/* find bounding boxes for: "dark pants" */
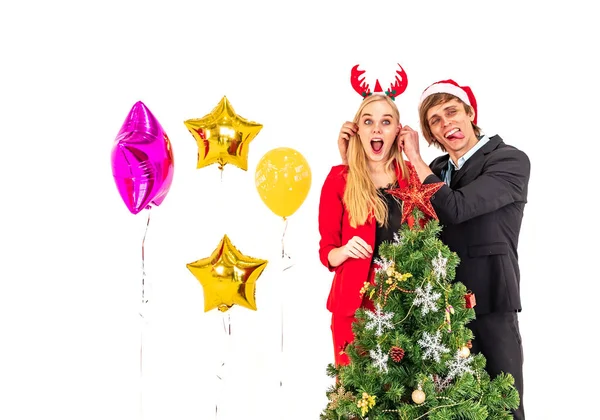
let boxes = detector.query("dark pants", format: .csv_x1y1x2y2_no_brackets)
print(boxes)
468,311,525,420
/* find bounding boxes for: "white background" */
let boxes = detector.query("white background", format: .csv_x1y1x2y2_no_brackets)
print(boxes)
1,1,597,419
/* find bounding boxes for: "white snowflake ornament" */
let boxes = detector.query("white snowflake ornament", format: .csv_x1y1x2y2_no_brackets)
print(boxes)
417,330,450,362
431,251,448,280
446,349,474,379
365,304,394,337
369,344,389,373
393,232,404,245
373,257,394,274
413,283,441,315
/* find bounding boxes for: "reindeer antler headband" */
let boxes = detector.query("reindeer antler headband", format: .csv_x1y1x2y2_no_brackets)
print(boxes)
350,63,408,100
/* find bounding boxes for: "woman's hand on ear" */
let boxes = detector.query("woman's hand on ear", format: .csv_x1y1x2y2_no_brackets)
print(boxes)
338,121,356,165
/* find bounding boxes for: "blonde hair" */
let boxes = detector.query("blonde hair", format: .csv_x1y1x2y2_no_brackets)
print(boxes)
344,94,408,228
419,93,481,152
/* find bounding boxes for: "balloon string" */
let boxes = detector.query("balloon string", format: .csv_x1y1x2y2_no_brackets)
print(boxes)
280,285,284,387
280,217,291,404
218,166,228,219
282,217,294,268
282,217,294,273
280,293,285,400
281,217,287,259
281,217,288,355
139,208,151,420
216,312,232,419
141,209,152,308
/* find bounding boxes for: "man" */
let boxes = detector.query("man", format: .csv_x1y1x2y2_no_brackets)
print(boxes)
337,79,530,419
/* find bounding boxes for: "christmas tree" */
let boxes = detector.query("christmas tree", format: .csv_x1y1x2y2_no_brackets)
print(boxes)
321,210,520,419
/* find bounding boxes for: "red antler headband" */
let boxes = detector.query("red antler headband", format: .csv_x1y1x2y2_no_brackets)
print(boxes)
418,79,478,125
351,63,408,101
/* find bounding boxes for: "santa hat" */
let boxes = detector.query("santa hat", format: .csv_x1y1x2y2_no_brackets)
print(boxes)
418,79,478,125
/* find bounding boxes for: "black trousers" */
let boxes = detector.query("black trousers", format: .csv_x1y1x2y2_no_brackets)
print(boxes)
468,311,525,420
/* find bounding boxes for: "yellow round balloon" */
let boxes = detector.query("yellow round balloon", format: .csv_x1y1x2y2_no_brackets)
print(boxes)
255,147,311,219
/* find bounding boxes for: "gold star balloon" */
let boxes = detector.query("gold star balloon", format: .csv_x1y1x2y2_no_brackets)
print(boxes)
187,234,268,312
184,96,263,171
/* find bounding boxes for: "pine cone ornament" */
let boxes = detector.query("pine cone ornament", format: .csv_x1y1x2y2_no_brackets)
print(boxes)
389,346,405,362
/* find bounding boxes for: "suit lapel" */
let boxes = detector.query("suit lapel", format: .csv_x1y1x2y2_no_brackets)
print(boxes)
431,156,449,178
450,135,503,187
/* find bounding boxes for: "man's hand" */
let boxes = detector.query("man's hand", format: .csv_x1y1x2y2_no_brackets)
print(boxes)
398,125,434,183
398,125,421,162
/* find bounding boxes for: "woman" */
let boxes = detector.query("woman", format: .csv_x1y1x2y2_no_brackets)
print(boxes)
318,94,409,366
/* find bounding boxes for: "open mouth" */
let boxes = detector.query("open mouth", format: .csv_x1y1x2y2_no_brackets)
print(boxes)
445,128,464,140
370,139,384,153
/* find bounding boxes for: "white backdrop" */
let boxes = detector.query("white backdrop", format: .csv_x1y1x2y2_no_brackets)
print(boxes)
1,1,597,419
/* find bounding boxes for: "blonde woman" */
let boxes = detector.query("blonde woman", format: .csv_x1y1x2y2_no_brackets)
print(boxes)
318,94,410,366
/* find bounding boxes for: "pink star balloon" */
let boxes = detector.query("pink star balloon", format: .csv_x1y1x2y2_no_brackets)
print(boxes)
111,101,174,215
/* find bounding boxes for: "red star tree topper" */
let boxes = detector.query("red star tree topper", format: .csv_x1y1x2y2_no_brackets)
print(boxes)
387,164,445,227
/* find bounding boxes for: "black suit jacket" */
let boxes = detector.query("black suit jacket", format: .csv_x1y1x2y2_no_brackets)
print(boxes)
424,135,530,315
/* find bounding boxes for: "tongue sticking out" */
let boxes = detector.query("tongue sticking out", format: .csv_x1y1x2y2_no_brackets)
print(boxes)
446,130,465,140
371,140,383,152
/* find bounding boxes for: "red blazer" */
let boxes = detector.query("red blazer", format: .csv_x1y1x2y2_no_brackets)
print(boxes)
318,161,409,316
